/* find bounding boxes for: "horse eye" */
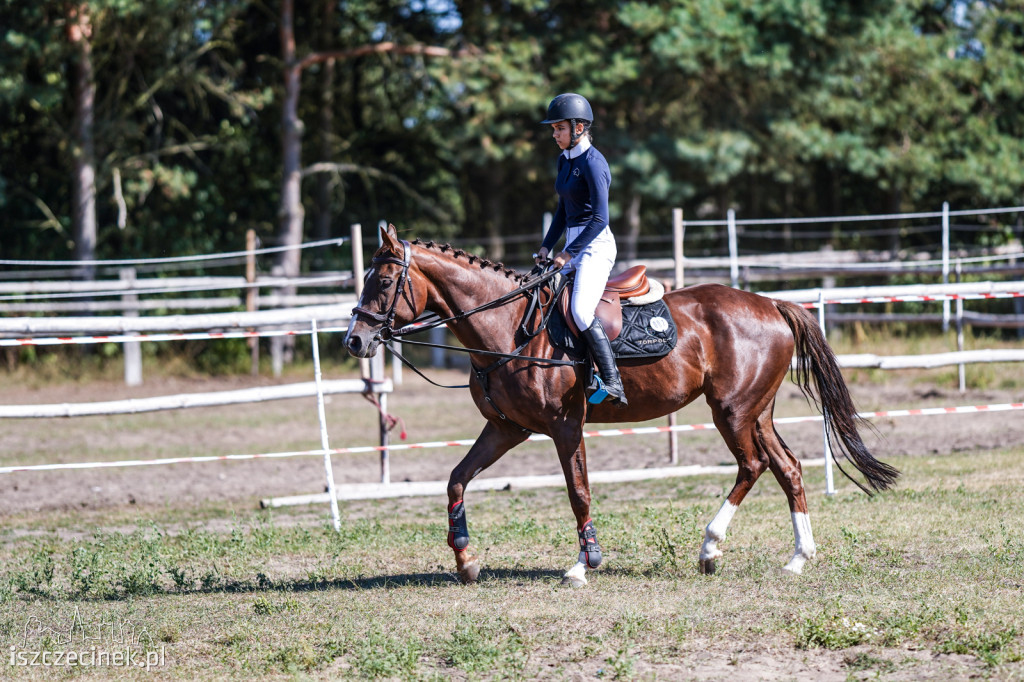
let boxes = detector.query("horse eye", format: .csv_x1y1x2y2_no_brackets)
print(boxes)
380,277,394,290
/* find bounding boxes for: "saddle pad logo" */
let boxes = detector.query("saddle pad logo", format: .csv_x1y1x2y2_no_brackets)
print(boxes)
649,316,669,333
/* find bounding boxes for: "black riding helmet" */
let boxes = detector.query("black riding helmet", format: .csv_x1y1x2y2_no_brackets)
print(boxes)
541,93,593,148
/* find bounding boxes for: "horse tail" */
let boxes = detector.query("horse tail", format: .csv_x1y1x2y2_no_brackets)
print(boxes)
774,299,900,495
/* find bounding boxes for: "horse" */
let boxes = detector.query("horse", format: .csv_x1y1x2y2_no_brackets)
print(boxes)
345,224,899,586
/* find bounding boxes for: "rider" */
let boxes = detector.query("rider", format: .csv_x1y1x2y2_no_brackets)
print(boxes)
534,93,627,407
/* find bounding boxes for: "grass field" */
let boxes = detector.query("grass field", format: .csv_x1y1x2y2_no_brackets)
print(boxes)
2,331,1024,680
2,448,1023,680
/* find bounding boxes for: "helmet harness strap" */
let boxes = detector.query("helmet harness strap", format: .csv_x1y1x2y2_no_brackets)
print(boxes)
568,118,591,149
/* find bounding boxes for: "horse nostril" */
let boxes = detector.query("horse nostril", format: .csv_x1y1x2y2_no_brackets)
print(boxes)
347,336,362,355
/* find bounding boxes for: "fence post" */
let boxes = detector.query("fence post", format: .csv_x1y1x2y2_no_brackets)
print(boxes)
310,319,342,532
121,268,142,386
956,259,965,393
668,208,684,464
818,289,835,496
672,208,685,290
246,229,259,376
270,260,284,378
374,351,390,485
727,209,739,288
942,202,951,331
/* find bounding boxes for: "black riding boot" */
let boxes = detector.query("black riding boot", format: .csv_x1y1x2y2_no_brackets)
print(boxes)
582,319,628,406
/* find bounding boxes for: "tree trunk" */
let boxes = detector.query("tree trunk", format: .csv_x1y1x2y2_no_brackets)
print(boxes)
67,3,97,281
277,0,304,282
312,0,336,245
274,0,303,369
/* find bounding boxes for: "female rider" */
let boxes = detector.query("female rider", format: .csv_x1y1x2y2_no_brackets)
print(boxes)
534,93,626,406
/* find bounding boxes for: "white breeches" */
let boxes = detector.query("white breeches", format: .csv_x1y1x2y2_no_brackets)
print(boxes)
564,226,616,330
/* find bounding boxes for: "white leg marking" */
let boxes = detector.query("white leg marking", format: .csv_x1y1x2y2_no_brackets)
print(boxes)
700,500,738,561
783,512,817,575
563,561,587,588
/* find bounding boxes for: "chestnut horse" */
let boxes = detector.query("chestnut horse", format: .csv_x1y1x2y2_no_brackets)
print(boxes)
345,224,899,586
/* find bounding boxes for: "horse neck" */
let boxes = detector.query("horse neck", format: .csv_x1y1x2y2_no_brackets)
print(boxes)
416,248,527,352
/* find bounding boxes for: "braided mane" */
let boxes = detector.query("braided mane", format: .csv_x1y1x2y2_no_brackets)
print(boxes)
411,239,528,283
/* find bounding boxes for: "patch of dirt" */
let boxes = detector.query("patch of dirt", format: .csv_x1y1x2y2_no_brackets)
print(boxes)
1,370,1022,516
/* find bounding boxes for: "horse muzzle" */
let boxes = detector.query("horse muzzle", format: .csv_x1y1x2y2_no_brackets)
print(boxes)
343,325,381,358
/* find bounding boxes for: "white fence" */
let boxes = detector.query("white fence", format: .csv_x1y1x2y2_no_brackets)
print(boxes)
2,210,1024,513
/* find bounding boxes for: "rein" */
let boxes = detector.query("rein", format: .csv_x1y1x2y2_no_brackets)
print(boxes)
357,241,581,403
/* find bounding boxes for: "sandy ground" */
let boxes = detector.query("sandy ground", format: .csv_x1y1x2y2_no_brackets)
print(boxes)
2,368,1022,516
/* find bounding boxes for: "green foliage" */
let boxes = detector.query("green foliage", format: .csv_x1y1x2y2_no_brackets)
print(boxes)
3,0,1023,269
266,640,344,674
350,628,423,679
795,600,880,650
604,643,638,680
441,618,528,675
936,626,1022,667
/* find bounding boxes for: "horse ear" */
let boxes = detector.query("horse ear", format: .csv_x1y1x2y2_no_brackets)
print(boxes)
380,223,402,252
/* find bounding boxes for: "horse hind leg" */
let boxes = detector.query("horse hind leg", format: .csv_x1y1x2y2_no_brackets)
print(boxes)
757,411,816,574
700,420,769,575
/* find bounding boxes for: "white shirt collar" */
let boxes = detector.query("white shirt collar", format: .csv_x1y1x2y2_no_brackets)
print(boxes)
563,135,591,160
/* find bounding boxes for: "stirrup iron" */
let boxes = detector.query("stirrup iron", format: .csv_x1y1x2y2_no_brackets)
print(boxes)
587,374,610,405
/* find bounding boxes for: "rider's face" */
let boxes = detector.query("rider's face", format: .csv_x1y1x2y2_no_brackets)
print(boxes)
551,120,583,151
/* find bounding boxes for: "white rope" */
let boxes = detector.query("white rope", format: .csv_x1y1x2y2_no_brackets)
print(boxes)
745,250,1024,271
0,273,351,303
682,204,1024,227
0,237,348,268
0,326,349,348
3,400,1021,475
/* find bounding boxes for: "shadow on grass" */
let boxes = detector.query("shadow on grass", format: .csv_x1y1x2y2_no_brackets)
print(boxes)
15,567,572,602
270,567,569,592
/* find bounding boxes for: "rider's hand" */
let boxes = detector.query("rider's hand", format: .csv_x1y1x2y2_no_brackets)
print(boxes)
533,247,549,265
551,251,571,269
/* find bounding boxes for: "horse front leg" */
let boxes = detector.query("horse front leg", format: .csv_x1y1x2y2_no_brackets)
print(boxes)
554,432,601,588
446,421,528,584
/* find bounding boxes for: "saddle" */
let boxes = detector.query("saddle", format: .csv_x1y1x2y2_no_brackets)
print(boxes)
547,266,676,360
557,265,651,341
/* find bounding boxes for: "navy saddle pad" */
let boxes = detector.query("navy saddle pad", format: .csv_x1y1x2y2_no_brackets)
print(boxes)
548,299,677,360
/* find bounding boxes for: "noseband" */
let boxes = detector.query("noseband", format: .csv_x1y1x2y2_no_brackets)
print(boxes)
351,239,412,341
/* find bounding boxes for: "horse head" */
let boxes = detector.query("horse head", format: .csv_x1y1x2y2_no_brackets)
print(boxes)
345,223,424,358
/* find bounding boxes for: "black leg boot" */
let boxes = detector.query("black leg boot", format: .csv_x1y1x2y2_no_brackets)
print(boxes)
581,319,628,406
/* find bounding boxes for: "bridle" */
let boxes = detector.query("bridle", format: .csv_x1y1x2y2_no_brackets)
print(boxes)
351,239,413,342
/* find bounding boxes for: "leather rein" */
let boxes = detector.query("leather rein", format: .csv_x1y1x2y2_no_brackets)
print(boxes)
351,240,580,395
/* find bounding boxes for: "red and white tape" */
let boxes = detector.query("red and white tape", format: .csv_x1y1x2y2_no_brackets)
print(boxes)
2,401,1021,475
804,290,1024,308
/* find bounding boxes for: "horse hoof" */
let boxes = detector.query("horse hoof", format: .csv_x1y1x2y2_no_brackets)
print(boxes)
560,574,587,588
458,559,480,584
699,558,716,575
